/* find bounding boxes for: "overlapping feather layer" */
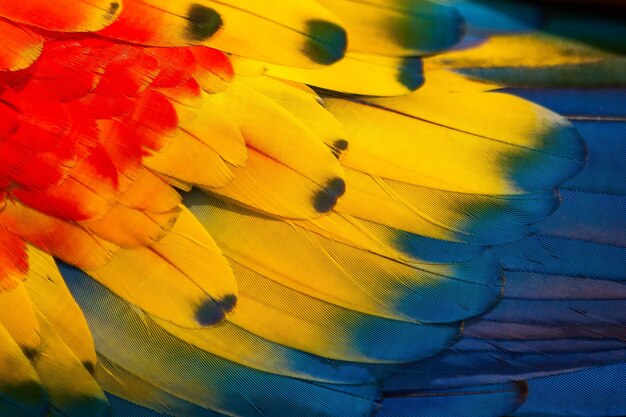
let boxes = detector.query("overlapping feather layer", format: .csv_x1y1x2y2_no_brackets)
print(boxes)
0,1,623,417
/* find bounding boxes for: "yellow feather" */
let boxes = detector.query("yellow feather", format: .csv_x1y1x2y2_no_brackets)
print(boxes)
187,192,495,322
95,355,207,417
240,76,349,152
337,169,461,242
267,52,422,96
84,205,177,248
204,0,347,67
316,0,463,56
30,311,108,417
325,90,581,195
206,82,346,218
429,33,614,70
24,246,97,369
175,91,248,167
227,260,450,363
0,322,46,415
145,129,235,188
0,283,40,355
87,208,237,328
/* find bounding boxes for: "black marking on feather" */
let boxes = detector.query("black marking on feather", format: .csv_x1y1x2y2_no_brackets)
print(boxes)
83,361,96,375
108,2,120,15
304,20,347,65
195,299,225,326
331,139,349,159
187,4,222,41
327,177,346,198
313,177,346,213
195,295,236,326
217,294,237,312
22,346,39,361
516,380,529,405
398,58,425,91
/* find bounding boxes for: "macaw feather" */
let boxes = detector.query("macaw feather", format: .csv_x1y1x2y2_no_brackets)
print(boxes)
185,190,502,323
0,1,624,417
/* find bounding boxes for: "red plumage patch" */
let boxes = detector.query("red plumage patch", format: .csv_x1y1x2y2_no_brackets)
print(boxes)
148,48,197,89
0,0,122,32
0,31,234,280
191,47,234,92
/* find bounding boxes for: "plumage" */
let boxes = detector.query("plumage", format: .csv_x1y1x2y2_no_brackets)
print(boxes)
0,20,43,71
379,382,528,417
0,1,624,417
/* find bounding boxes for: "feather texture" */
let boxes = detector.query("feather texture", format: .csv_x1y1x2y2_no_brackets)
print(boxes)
0,1,624,417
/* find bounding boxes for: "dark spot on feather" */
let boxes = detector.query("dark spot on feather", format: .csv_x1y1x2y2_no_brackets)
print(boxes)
398,58,424,91
194,295,237,325
313,177,346,213
217,294,237,312
22,346,39,360
327,177,346,197
187,4,222,41
108,2,120,15
331,139,349,159
313,193,336,213
334,139,349,151
516,381,529,404
83,361,96,375
195,299,226,326
304,20,347,65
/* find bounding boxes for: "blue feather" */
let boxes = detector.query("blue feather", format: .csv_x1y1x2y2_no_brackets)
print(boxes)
513,363,626,417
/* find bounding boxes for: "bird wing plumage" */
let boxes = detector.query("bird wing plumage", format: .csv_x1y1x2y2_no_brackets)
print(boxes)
0,1,623,417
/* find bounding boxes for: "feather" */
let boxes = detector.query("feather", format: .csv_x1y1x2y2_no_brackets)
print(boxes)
0,321,47,417
440,0,544,34
188,190,466,363
29,311,108,417
144,129,235,188
513,363,626,417
264,0,465,95
0,226,29,291
201,0,348,67
0,0,121,32
224,260,460,364
0,200,120,271
237,75,349,151
101,0,347,68
326,90,584,194
316,0,465,56
379,382,528,417
383,72,626,399
186,190,502,323
309,87,585,254
61,263,381,417
23,246,97,373
0,20,42,71
99,358,227,417
0,283,40,356
97,0,223,46
0,1,624,416
428,5,626,87
171,90,247,167
204,82,346,218
266,53,425,96
87,208,237,328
